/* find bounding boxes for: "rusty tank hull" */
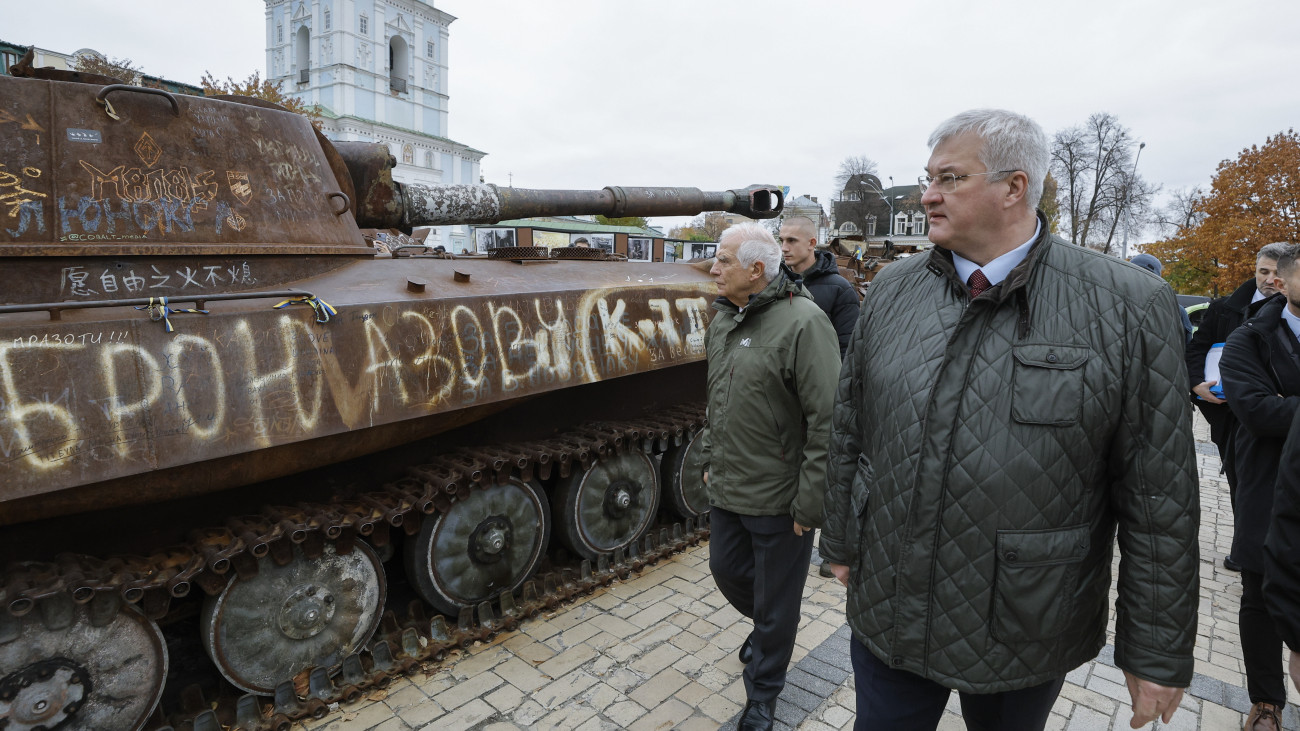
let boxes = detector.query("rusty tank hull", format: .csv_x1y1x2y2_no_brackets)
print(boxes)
0,68,775,731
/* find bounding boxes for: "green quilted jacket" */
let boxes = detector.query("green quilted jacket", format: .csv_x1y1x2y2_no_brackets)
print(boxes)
819,217,1199,692
700,270,841,527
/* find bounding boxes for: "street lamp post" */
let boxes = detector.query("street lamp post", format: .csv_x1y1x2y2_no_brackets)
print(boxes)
1118,142,1146,260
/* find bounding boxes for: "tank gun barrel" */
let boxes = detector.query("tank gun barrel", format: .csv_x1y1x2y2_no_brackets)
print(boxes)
401,183,783,227
333,141,784,230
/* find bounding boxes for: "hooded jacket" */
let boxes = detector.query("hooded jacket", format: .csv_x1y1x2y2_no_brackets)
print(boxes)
1220,294,1300,573
819,214,1199,692
797,250,860,358
699,268,840,527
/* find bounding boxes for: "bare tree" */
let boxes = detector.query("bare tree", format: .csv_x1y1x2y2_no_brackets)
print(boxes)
834,155,880,192
1152,187,1206,237
1050,113,1155,253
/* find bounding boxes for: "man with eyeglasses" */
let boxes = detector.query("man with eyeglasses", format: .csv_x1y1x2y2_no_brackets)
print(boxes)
818,109,1198,730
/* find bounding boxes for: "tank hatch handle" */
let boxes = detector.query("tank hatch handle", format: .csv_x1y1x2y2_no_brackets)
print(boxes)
96,84,181,121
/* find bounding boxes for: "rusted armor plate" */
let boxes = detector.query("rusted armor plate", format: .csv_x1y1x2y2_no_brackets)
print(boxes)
0,259,716,509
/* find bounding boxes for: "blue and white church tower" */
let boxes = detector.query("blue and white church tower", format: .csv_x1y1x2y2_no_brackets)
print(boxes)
265,0,485,250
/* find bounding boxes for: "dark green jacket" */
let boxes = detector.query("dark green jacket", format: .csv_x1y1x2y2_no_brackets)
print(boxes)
819,217,1199,692
701,269,840,527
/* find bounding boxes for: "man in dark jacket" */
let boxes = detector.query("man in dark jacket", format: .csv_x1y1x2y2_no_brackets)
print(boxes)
701,221,840,731
1264,407,1300,696
779,215,860,358
819,109,1198,731
1220,242,1300,730
1186,242,1290,571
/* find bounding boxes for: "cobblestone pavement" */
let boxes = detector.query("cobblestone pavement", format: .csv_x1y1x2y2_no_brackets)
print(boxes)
295,417,1297,730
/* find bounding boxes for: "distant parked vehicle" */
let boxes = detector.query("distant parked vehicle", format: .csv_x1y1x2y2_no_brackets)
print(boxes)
1178,295,1212,331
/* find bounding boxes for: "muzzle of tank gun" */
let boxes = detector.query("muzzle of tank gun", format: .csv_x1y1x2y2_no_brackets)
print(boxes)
335,141,784,231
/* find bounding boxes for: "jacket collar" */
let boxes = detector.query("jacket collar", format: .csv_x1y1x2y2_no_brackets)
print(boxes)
924,211,1052,338
712,263,810,320
1225,279,1259,313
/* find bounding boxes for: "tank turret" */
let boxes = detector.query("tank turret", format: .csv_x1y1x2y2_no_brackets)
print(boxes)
0,69,774,731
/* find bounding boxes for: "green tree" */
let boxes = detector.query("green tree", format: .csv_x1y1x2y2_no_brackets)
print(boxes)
594,215,650,229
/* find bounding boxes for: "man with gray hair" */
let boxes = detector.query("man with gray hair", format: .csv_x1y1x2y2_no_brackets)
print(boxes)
819,109,1199,730
701,221,840,731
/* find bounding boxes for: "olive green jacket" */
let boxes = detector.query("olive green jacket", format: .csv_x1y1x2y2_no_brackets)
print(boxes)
819,217,1199,692
700,270,841,527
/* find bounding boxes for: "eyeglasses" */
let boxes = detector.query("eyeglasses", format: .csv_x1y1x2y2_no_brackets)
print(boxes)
919,170,1018,194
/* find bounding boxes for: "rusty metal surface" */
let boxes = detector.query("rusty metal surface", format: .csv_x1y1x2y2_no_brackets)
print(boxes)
0,257,717,509
398,183,784,227
0,75,368,256
0,256,358,307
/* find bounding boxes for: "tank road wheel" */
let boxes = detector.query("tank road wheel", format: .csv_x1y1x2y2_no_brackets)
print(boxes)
200,541,385,695
553,452,660,561
405,477,551,616
0,599,167,731
660,429,710,519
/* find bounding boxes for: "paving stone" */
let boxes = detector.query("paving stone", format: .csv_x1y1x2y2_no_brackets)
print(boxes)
509,699,547,727
533,669,599,709
430,670,502,711
629,667,690,708
483,682,525,713
493,656,549,693
1062,705,1111,731
1084,674,1128,702
627,698,695,731
535,643,598,678
820,704,855,728
417,698,494,729
798,655,851,685
394,698,445,728
773,698,804,726
696,692,743,723
779,682,823,713
629,643,684,675
533,703,596,731
786,667,839,699
604,699,649,727
1187,672,1225,706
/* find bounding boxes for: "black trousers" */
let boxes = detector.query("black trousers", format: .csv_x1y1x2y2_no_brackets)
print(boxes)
1241,569,1287,705
708,506,815,702
851,637,1065,731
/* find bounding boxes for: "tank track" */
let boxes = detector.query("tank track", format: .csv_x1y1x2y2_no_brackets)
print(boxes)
0,403,709,731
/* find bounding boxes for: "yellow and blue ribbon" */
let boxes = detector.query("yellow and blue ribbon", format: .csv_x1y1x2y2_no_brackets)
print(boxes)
273,294,339,324
135,296,208,333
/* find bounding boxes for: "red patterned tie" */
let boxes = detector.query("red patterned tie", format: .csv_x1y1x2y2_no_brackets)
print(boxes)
968,269,992,298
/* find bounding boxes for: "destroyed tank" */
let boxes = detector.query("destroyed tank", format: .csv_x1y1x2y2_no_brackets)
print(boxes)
0,65,783,730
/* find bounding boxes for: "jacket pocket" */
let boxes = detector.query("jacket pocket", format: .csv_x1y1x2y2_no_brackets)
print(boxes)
991,524,1089,643
849,454,872,572
1011,344,1089,426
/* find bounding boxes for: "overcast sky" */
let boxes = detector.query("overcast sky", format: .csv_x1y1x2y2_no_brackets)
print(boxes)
8,0,1299,237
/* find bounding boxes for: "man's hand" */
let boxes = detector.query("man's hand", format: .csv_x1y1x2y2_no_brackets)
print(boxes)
1192,380,1226,404
826,562,850,587
1290,649,1300,694
1123,672,1184,728
702,470,708,484
794,522,809,537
